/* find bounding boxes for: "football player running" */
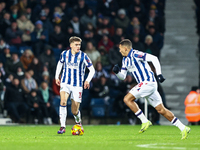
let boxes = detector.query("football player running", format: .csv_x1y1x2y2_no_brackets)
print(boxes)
113,39,190,139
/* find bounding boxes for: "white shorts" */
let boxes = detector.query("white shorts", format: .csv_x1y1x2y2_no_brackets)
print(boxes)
60,83,83,103
129,82,162,107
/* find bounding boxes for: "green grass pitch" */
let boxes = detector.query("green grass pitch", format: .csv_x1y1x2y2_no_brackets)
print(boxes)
0,125,200,150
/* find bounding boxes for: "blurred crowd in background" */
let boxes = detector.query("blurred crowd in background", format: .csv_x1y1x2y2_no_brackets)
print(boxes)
0,0,167,125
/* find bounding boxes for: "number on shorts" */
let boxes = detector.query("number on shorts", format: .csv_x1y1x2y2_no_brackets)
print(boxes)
138,82,143,87
79,92,82,98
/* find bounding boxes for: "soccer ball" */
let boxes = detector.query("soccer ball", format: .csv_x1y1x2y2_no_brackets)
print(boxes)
71,124,84,136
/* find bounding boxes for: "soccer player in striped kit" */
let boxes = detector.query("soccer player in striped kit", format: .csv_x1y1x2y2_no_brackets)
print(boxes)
113,39,190,139
55,36,95,134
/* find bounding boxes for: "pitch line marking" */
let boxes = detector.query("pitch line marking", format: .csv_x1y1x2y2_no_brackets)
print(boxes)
136,143,186,150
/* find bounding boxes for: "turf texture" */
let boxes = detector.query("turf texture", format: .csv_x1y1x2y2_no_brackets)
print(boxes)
0,125,200,150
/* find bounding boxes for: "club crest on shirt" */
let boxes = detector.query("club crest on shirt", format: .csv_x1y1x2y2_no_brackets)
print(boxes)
127,66,136,72
134,53,144,58
86,59,90,63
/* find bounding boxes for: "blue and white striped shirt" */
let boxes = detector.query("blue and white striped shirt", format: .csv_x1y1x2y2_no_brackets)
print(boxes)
121,49,156,83
59,49,93,87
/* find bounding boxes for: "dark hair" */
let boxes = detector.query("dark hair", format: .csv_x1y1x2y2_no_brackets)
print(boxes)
119,39,132,49
191,86,199,91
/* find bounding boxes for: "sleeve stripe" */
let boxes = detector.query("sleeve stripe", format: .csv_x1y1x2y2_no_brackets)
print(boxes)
122,68,127,70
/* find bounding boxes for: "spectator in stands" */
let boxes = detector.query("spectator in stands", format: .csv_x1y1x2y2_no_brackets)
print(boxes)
82,30,97,50
39,81,59,124
16,67,25,81
28,57,42,83
128,3,146,25
126,16,145,40
144,35,160,59
68,14,84,36
10,5,20,20
97,0,119,18
4,74,14,87
53,6,66,21
38,45,56,79
0,45,11,65
5,21,23,46
0,3,5,19
93,62,109,83
38,10,54,37
52,12,67,34
90,75,110,104
20,49,34,70
109,44,123,67
4,78,29,123
73,0,88,18
0,38,6,53
41,70,50,86
49,25,65,50
114,8,130,32
59,0,72,20
96,16,115,37
33,0,48,19
184,86,200,125
26,89,42,124
98,34,114,53
85,22,96,34
24,7,34,23
147,25,164,51
150,0,166,17
112,27,125,45
5,53,24,76
21,71,38,94
85,41,101,67
16,0,28,14
98,46,111,70
132,35,145,51
145,20,155,33
31,20,49,56
80,8,97,29
0,12,11,38
0,61,6,80
146,9,165,35
17,14,35,46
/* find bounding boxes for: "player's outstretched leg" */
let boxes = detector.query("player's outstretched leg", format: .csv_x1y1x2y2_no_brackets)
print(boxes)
181,126,191,140
139,120,152,133
155,104,191,139
135,109,152,133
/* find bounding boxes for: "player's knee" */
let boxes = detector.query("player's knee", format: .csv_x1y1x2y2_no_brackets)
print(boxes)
123,97,130,104
157,108,166,115
60,100,67,106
